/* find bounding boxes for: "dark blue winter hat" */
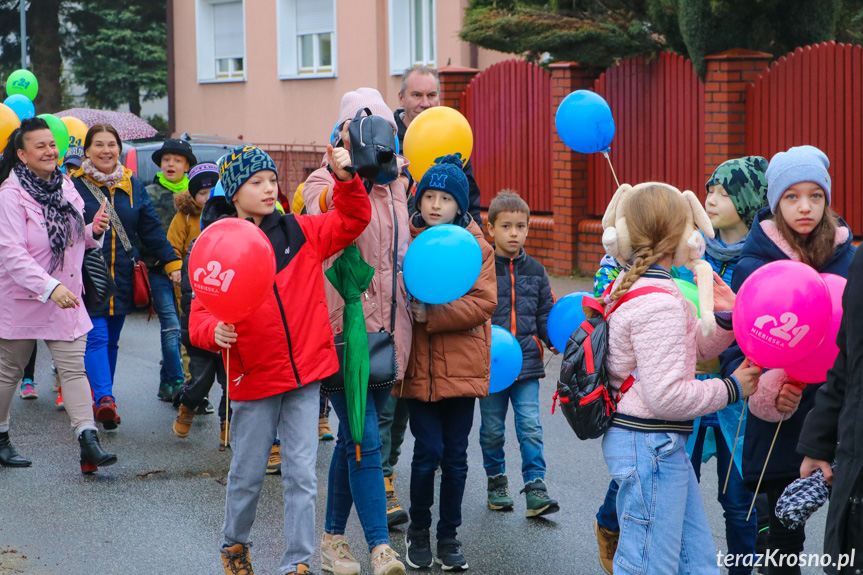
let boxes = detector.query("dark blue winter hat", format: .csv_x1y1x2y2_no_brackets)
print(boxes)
415,154,469,216
218,146,278,202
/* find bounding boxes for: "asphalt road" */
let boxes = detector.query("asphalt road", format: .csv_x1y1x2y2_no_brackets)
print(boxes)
1,277,827,575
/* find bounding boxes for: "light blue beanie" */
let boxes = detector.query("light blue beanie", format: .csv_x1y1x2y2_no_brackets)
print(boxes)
765,145,831,213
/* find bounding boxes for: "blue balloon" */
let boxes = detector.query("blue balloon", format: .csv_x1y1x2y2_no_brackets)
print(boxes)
489,326,523,393
4,93,35,121
555,90,615,154
547,291,592,352
403,224,482,304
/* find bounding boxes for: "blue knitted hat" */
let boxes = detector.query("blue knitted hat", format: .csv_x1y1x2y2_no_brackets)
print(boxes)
218,145,278,202
416,154,469,215
765,145,831,213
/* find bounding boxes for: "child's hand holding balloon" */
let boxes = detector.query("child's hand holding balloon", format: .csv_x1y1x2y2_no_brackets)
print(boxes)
215,322,237,349
776,381,804,414
411,300,427,324
733,358,761,398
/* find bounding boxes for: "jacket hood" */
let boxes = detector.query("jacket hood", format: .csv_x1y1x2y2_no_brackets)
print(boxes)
742,206,853,269
174,190,203,217
201,196,236,229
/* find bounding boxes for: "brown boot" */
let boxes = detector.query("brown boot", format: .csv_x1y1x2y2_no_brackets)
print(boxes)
594,519,618,574
220,420,231,448
221,543,254,575
319,416,334,440
173,404,196,438
385,474,408,527
266,443,281,475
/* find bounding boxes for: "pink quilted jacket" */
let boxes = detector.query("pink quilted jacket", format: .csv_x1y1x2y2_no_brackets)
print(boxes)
605,275,738,421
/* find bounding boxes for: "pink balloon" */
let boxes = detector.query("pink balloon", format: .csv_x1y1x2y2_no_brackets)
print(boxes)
733,261,832,369
784,274,846,384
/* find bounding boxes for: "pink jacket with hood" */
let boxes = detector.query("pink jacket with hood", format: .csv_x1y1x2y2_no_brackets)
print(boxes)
0,170,102,341
302,88,413,381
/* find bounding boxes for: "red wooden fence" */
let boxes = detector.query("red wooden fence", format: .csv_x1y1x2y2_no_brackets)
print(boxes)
746,41,863,234
588,53,706,215
460,60,553,212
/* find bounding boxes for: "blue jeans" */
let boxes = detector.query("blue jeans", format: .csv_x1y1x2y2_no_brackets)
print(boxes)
407,397,475,541
596,479,620,532
149,272,183,384
602,428,719,575
325,387,391,552
691,424,756,575
478,378,546,483
84,315,126,402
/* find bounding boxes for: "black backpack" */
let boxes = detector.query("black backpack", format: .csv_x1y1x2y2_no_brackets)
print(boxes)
554,286,669,440
348,107,398,185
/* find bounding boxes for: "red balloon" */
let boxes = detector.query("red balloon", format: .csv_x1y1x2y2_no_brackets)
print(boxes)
189,218,276,324
785,274,847,384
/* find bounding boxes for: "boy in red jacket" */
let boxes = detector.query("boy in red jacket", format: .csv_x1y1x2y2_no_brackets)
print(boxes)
190,144,370,575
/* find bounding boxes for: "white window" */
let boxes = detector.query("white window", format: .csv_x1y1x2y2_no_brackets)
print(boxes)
196,0,246,83
277,0,337,79
389,0,436,76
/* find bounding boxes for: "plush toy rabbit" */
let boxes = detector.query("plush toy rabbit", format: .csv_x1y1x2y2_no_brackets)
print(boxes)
600,182,718,337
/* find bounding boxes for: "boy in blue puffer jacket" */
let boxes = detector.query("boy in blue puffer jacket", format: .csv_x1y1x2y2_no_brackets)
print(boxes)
479,191,559,518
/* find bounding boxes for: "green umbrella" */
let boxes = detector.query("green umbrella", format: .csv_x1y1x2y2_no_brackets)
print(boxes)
325,245,375,463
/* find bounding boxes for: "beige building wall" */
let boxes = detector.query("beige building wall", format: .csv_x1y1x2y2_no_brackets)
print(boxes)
173,0,512,146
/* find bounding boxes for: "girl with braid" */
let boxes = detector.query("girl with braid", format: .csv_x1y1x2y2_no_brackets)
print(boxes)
597,182,761,574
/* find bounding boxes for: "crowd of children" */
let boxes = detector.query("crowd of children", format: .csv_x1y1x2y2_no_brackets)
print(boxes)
5,95,862,575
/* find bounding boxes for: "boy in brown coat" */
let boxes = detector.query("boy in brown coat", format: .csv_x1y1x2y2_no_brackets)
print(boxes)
396,155,496,572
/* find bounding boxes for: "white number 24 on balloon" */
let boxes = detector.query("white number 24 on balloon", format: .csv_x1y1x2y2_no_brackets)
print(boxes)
194,261,235,293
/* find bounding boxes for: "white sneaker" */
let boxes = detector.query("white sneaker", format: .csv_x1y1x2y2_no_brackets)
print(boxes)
321,535,360,575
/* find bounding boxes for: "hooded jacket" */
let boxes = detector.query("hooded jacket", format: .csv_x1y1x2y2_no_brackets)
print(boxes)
166,190,203,263
189,174,371,401
722,206,855,486
395,214,496,402
302,158,413,384
72,168,181,317
797,247,863,572
491,250,554,382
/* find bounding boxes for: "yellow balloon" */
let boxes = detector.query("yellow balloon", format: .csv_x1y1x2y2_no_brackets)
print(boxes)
0,103,22,148
403,106,473,181
61,116,89,150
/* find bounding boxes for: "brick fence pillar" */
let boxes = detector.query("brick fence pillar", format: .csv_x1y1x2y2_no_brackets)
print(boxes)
549,62,598,276
703,49,772,182
437,65,479,112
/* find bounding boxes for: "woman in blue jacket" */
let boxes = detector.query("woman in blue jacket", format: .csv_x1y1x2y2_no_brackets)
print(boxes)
723,146,855,575
71,124,180,429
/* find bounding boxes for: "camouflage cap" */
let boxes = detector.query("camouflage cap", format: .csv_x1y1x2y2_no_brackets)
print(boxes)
705,156,769,228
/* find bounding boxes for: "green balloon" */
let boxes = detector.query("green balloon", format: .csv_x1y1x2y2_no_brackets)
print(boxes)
37,114,70,158
6,69,38,101
674,278,701,318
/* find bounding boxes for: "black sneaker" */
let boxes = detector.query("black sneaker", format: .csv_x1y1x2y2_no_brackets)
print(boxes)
197,397,215,415
436,538,468,571
157,381,174,402
405,528,433,569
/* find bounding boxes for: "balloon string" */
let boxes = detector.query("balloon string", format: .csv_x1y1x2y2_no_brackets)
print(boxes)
224,347,230,448
603,151,620,189
746,418,783,521
723,398,747,494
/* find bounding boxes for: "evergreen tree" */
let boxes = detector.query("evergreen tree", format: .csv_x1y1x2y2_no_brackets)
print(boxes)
65,0,166,116
462,0,858,77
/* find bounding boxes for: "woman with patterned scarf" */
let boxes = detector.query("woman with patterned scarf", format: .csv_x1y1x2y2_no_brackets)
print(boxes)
0,117,117,474
70,124,180,430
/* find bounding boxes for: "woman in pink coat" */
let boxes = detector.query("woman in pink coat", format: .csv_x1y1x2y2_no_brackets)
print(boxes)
0,117,117,474
303,88,410,575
